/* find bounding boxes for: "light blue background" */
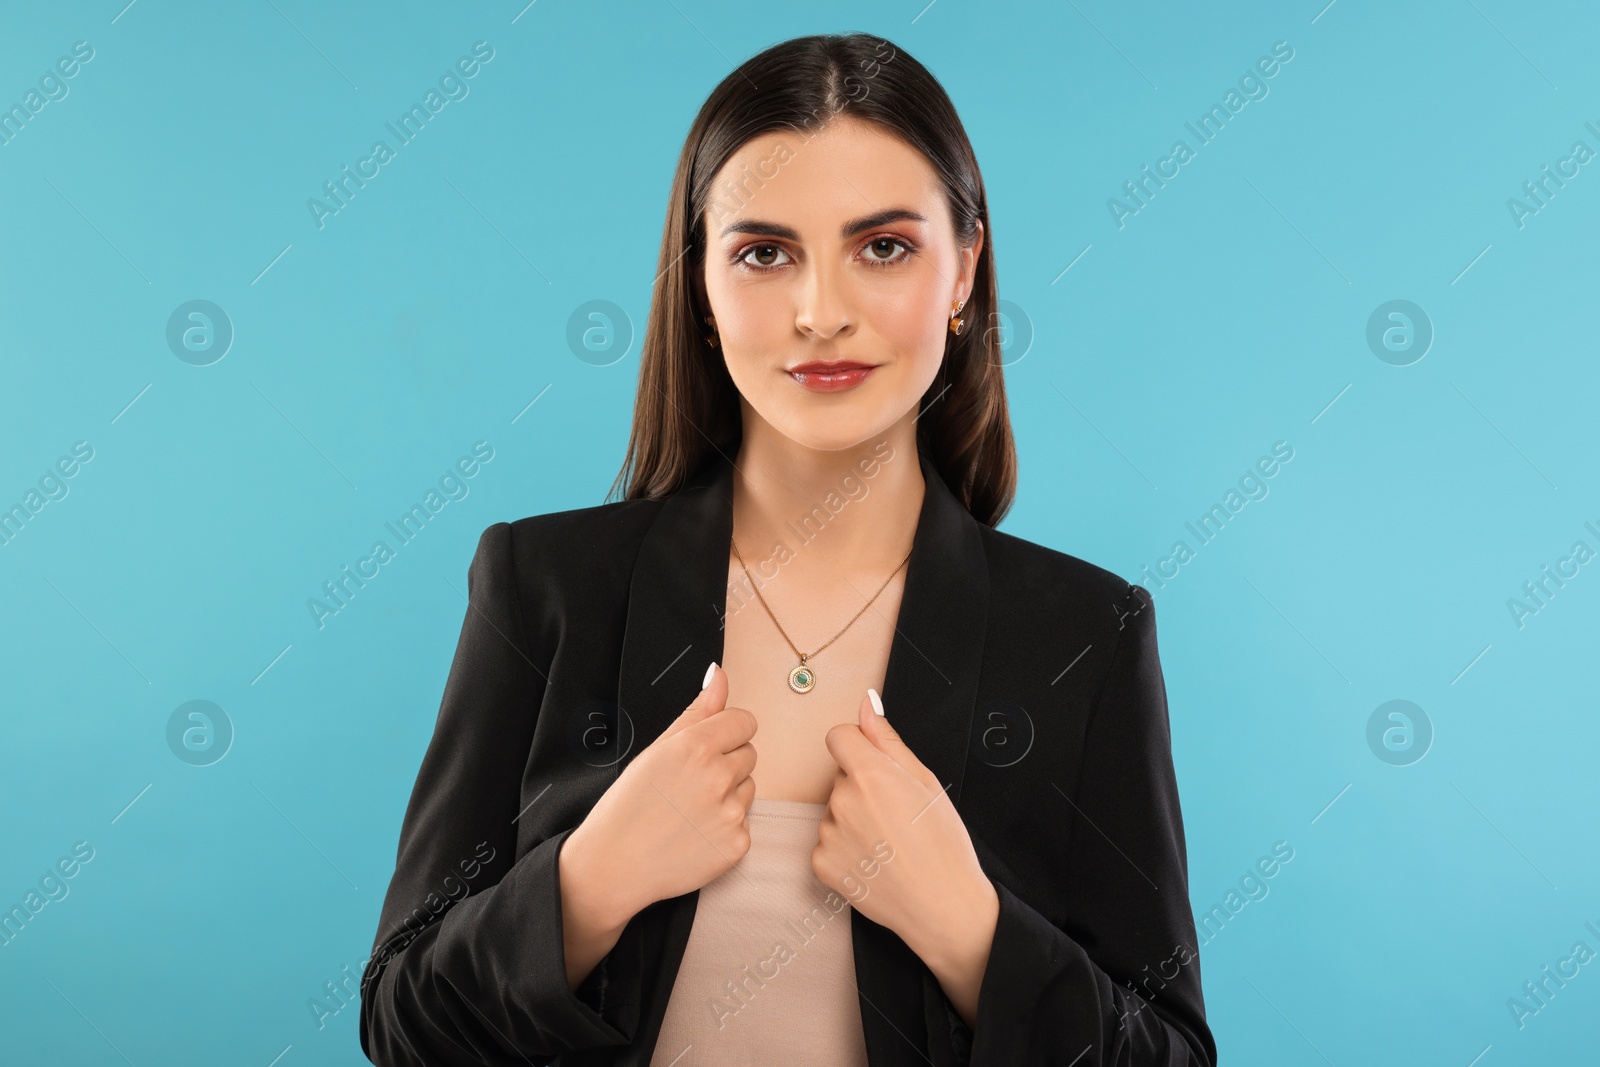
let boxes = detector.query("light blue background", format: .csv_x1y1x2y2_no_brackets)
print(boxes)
2,1,1596,1064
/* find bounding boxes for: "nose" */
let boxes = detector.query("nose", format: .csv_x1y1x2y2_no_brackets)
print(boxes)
793,255,854,341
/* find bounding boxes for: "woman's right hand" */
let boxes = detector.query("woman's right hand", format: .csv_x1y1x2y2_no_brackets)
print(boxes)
561,662,757,928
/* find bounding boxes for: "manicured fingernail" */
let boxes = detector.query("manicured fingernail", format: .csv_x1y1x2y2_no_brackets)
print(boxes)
703,661,718,690
868,688,884,717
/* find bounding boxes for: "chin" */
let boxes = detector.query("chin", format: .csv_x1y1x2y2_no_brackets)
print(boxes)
769,407,900,454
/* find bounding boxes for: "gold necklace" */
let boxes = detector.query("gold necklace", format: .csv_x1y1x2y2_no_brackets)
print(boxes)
730,535,913,694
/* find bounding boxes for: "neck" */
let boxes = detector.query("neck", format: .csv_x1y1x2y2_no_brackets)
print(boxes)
728,416,925,579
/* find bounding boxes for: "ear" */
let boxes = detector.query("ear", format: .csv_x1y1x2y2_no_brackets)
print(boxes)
957,218,985,308
691,256,710,319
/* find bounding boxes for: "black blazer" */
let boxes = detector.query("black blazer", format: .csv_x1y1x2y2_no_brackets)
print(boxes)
360,448,1217,1066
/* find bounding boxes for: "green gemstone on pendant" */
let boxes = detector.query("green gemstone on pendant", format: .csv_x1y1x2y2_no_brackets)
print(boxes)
788,663,815,694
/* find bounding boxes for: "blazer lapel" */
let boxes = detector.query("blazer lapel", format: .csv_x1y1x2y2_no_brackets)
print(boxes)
614,445,990,1061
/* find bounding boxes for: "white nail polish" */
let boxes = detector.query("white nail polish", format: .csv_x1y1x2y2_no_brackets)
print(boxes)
703,661,717,690
868,688,884,717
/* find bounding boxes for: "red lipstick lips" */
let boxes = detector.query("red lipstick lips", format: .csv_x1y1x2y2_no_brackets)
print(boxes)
786,360,879,393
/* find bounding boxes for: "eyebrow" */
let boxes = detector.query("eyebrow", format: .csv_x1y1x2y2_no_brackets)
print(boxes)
717,207,928,241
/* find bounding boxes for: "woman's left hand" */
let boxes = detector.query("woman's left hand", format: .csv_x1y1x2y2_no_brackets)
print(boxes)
811,688,998,968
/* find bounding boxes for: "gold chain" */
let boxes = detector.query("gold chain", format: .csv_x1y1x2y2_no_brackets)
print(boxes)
730,535,912,665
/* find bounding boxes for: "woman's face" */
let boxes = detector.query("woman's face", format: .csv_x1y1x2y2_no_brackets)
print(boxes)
698,115,983,454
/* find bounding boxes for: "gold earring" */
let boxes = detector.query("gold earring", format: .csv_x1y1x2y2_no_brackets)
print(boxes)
948,299,966,337
704,315,719,349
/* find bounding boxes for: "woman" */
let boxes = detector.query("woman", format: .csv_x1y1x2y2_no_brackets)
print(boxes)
360,32,1215,1067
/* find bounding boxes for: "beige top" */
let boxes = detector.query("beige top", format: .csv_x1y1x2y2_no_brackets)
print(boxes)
648,798,870,1067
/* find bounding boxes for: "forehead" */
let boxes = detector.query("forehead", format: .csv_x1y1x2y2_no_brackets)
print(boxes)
707,116,946,235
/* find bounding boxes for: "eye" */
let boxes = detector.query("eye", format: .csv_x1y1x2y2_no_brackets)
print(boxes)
860,235,917,268
735,243,792,272
730,235,919,274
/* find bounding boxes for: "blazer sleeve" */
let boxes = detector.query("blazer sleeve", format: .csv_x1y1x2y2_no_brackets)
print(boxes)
962,583,1217,1066
359,520,641,1065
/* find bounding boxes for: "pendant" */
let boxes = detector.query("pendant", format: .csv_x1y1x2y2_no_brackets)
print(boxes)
788,660,815,694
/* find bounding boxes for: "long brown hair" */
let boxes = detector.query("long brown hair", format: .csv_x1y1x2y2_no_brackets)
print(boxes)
607,32,1015,527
